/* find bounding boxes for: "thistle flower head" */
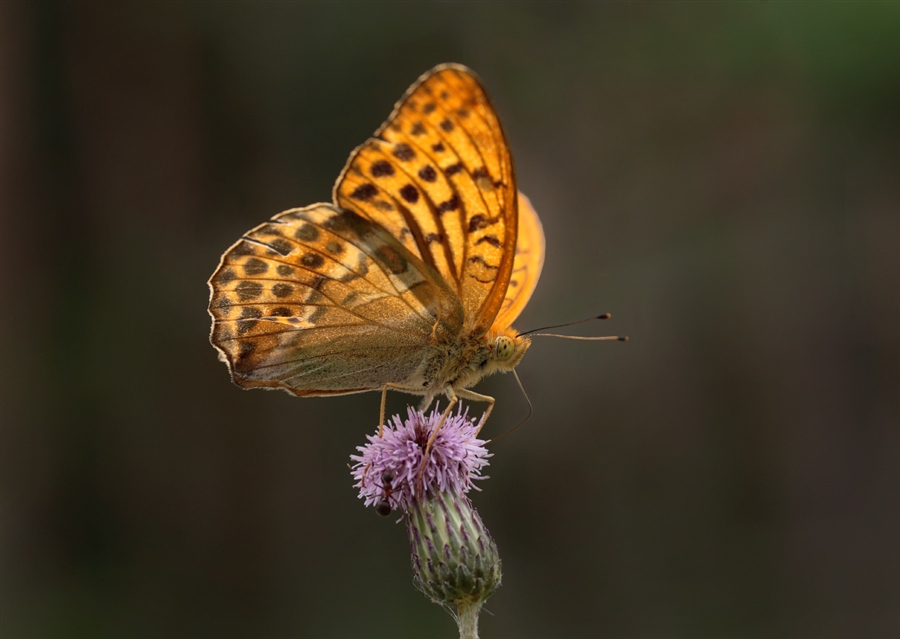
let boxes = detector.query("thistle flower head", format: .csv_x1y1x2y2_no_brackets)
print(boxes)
350,405,502,631
350,406,490,515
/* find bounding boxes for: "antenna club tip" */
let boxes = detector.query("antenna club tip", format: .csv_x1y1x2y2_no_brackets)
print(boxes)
618,336,629,342
598,313,611,320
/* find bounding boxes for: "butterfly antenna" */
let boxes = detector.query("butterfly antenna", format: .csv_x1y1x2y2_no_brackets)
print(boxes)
530,334,628,341
488,369,532,444
522,312,628,341
521,312,611,335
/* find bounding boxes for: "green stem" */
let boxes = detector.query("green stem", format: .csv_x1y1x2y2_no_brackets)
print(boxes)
456,601,482,639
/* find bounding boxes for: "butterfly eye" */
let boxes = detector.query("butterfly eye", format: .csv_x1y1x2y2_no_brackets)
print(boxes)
495,336,515,361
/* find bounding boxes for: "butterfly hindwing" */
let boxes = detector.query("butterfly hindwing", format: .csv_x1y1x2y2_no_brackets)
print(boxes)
335,64,518,336
209,203,463,395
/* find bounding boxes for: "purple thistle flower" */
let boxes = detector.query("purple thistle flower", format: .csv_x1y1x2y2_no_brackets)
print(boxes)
350,405,502,636
350,405,491,515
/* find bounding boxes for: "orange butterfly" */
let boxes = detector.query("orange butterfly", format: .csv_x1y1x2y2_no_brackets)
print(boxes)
208,64,544,435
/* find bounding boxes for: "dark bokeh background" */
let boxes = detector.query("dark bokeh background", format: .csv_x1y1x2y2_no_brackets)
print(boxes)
3,3,898,638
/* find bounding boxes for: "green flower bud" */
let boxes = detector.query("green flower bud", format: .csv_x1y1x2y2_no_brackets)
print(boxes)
406,489,501,611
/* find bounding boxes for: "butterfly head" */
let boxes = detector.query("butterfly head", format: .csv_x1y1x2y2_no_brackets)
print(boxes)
485,329,531,375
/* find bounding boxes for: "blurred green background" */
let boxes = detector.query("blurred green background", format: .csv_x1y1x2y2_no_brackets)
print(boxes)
2,2,898,638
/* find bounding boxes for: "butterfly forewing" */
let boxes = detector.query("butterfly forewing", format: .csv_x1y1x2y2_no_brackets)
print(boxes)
335,64,518,336
209,203,463,395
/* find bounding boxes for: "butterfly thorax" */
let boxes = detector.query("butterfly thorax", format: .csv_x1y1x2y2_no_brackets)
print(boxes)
424,327,531,397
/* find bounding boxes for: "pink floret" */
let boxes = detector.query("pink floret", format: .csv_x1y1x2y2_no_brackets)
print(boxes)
350,406,491,513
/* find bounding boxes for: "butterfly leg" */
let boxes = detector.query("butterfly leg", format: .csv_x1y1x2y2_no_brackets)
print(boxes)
365,382,418,488
416,387,460,493
379,383,419,437
454,388,496,436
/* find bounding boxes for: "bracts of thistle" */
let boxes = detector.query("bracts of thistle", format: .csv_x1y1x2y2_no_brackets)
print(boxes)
351,406,501,639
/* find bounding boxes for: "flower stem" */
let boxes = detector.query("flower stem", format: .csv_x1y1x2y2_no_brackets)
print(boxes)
456,601,482,639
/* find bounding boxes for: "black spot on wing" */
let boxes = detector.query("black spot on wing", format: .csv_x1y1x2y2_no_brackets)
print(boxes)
418,165,437,182
436,194,460,214
267,238,293,256
272,283,294,298
393,144,415,162
468,255,500,271
351,183,378,201
236,281,263,301
238,306,262,334
214,269,237,284
475,235,501,248
301,253,325,269
294,223,319,242
238,341,256,359
399,184,419,204
260,223,284,237
374,245,408,274
467,215,499,233
230,242,256,257
243,258,268,276
370,160,394,177
323,211,363,237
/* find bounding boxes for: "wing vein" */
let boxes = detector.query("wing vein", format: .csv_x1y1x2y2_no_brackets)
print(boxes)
223,246,431,327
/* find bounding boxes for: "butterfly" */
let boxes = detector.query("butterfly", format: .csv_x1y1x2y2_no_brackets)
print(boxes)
208,63,545,436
